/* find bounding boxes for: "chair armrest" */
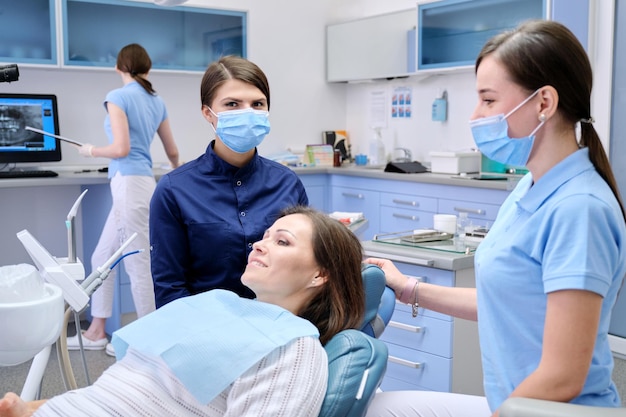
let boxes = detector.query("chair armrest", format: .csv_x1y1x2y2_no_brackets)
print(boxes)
500,398,626,417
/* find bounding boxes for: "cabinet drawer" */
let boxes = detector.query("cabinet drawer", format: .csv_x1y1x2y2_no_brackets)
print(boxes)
331,187,380,240
380,192,438,212
385,343,452,392
380,375,428,392
395,264,455,289
380,206,432,232
438,198,501,223
332,187,378,208
382,312,453,357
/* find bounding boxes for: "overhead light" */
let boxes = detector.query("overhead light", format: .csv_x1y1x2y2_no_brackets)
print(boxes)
154,0,188,6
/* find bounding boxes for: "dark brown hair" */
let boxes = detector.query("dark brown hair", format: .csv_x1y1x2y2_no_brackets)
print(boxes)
278,206,365,345
200,55,270,110
476,19,625,221
116,43,155,95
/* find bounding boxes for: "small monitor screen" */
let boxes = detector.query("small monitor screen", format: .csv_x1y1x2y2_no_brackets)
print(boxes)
0,93,61,164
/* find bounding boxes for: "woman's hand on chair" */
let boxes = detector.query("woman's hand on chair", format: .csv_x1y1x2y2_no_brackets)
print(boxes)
363,257,407,296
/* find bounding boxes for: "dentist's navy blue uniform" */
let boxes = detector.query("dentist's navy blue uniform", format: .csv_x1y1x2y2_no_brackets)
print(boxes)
150,141,308,308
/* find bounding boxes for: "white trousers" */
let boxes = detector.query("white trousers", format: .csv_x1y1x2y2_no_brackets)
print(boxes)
90,173,156,319
365,391,491,417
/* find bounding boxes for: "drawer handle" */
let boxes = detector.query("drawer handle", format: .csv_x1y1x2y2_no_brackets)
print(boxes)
389,355,422,369
389,321,423,333
392,199,418,207
404,275,426,283
454,207,485,215
392,213,418,221
342,192,364,199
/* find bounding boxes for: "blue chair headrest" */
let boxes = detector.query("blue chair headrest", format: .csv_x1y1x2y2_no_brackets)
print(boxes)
320,329,388,417
318,264,395,417
360,264,395,338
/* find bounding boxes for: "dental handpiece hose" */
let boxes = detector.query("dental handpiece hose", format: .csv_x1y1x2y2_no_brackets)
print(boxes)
81,232,138,295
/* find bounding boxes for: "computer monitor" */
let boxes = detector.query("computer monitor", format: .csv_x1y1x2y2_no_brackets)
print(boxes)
0,93,61,164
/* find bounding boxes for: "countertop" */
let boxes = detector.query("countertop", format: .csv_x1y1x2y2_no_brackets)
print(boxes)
0,164,519,191
291,165,520,191
361,239,475,271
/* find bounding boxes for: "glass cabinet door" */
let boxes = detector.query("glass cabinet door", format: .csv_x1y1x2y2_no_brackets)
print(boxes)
62,0,247,71
418,0,544,71
0,0,57,65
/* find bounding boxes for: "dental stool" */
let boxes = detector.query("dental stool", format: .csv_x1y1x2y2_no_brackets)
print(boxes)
319,264,395,417
500,398,626,417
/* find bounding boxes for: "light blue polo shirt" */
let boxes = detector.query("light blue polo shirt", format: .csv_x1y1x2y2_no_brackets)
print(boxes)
103,81,168,178
475,148,626,411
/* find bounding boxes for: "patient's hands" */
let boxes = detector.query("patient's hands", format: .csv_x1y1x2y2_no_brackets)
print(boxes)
0,393,44,417
363,257,407,297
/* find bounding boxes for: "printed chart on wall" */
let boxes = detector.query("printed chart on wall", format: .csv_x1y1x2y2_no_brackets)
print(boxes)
391,86,412,119
369,89,388,129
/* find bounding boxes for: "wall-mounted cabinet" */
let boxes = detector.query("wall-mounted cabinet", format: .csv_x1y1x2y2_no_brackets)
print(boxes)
0,0,247,72
326,0,589,82
417,0,544,71
62,0,246,71
417,0,589,72
0,0,57,66
326,9,416,83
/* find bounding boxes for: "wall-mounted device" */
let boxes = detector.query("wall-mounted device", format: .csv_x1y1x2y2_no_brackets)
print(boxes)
432,90,448,122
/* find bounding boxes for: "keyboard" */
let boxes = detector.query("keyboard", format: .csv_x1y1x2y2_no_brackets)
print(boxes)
0,170,59,179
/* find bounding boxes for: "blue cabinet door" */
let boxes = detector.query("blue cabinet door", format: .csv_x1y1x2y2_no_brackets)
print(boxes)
62,0,247,71
0,0,57,65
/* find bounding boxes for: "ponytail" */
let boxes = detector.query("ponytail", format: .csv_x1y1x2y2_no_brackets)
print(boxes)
133,74,156,95
580,122,626,222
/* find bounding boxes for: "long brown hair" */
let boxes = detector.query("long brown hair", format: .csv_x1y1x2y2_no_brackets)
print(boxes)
200,55,270,110
116,43,155,95
476,19,625,221
278,206,365,345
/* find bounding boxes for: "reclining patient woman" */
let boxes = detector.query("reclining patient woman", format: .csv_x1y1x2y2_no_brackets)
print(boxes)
0,206,365,417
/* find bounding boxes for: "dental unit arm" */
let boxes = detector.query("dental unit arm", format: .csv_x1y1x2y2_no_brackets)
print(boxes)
17,188,137,313
17,229,138,313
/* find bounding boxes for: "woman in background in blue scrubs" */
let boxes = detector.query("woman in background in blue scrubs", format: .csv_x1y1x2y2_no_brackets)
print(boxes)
67,44,181,355
150,56,308,308
365,20,626,416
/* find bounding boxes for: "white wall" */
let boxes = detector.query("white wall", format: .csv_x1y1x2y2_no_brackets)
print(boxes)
2,0,615,170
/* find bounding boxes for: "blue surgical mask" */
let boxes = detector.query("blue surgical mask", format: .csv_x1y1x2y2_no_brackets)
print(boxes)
208,107,270,153
469,89,544,167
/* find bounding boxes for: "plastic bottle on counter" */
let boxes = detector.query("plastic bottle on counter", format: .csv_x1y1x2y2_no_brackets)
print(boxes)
456,212,470,242
369,127,386,166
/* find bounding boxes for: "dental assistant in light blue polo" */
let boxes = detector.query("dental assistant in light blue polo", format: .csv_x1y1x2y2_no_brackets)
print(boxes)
476,146,626,410
68,43,181,354
365,20,626,417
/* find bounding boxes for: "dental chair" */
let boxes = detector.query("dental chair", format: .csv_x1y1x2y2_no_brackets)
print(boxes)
499,398,626,416
319,263,395,417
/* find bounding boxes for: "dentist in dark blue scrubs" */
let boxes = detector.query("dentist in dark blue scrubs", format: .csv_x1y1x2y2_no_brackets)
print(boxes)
150,56,308,308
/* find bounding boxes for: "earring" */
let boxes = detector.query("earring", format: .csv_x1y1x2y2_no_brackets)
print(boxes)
539,113,546,122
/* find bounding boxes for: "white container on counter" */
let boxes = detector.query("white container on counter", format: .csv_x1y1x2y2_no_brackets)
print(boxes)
429,151,481,174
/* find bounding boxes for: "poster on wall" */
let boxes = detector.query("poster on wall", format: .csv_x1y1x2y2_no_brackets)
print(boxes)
391,86,412,119
369,89,388,128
